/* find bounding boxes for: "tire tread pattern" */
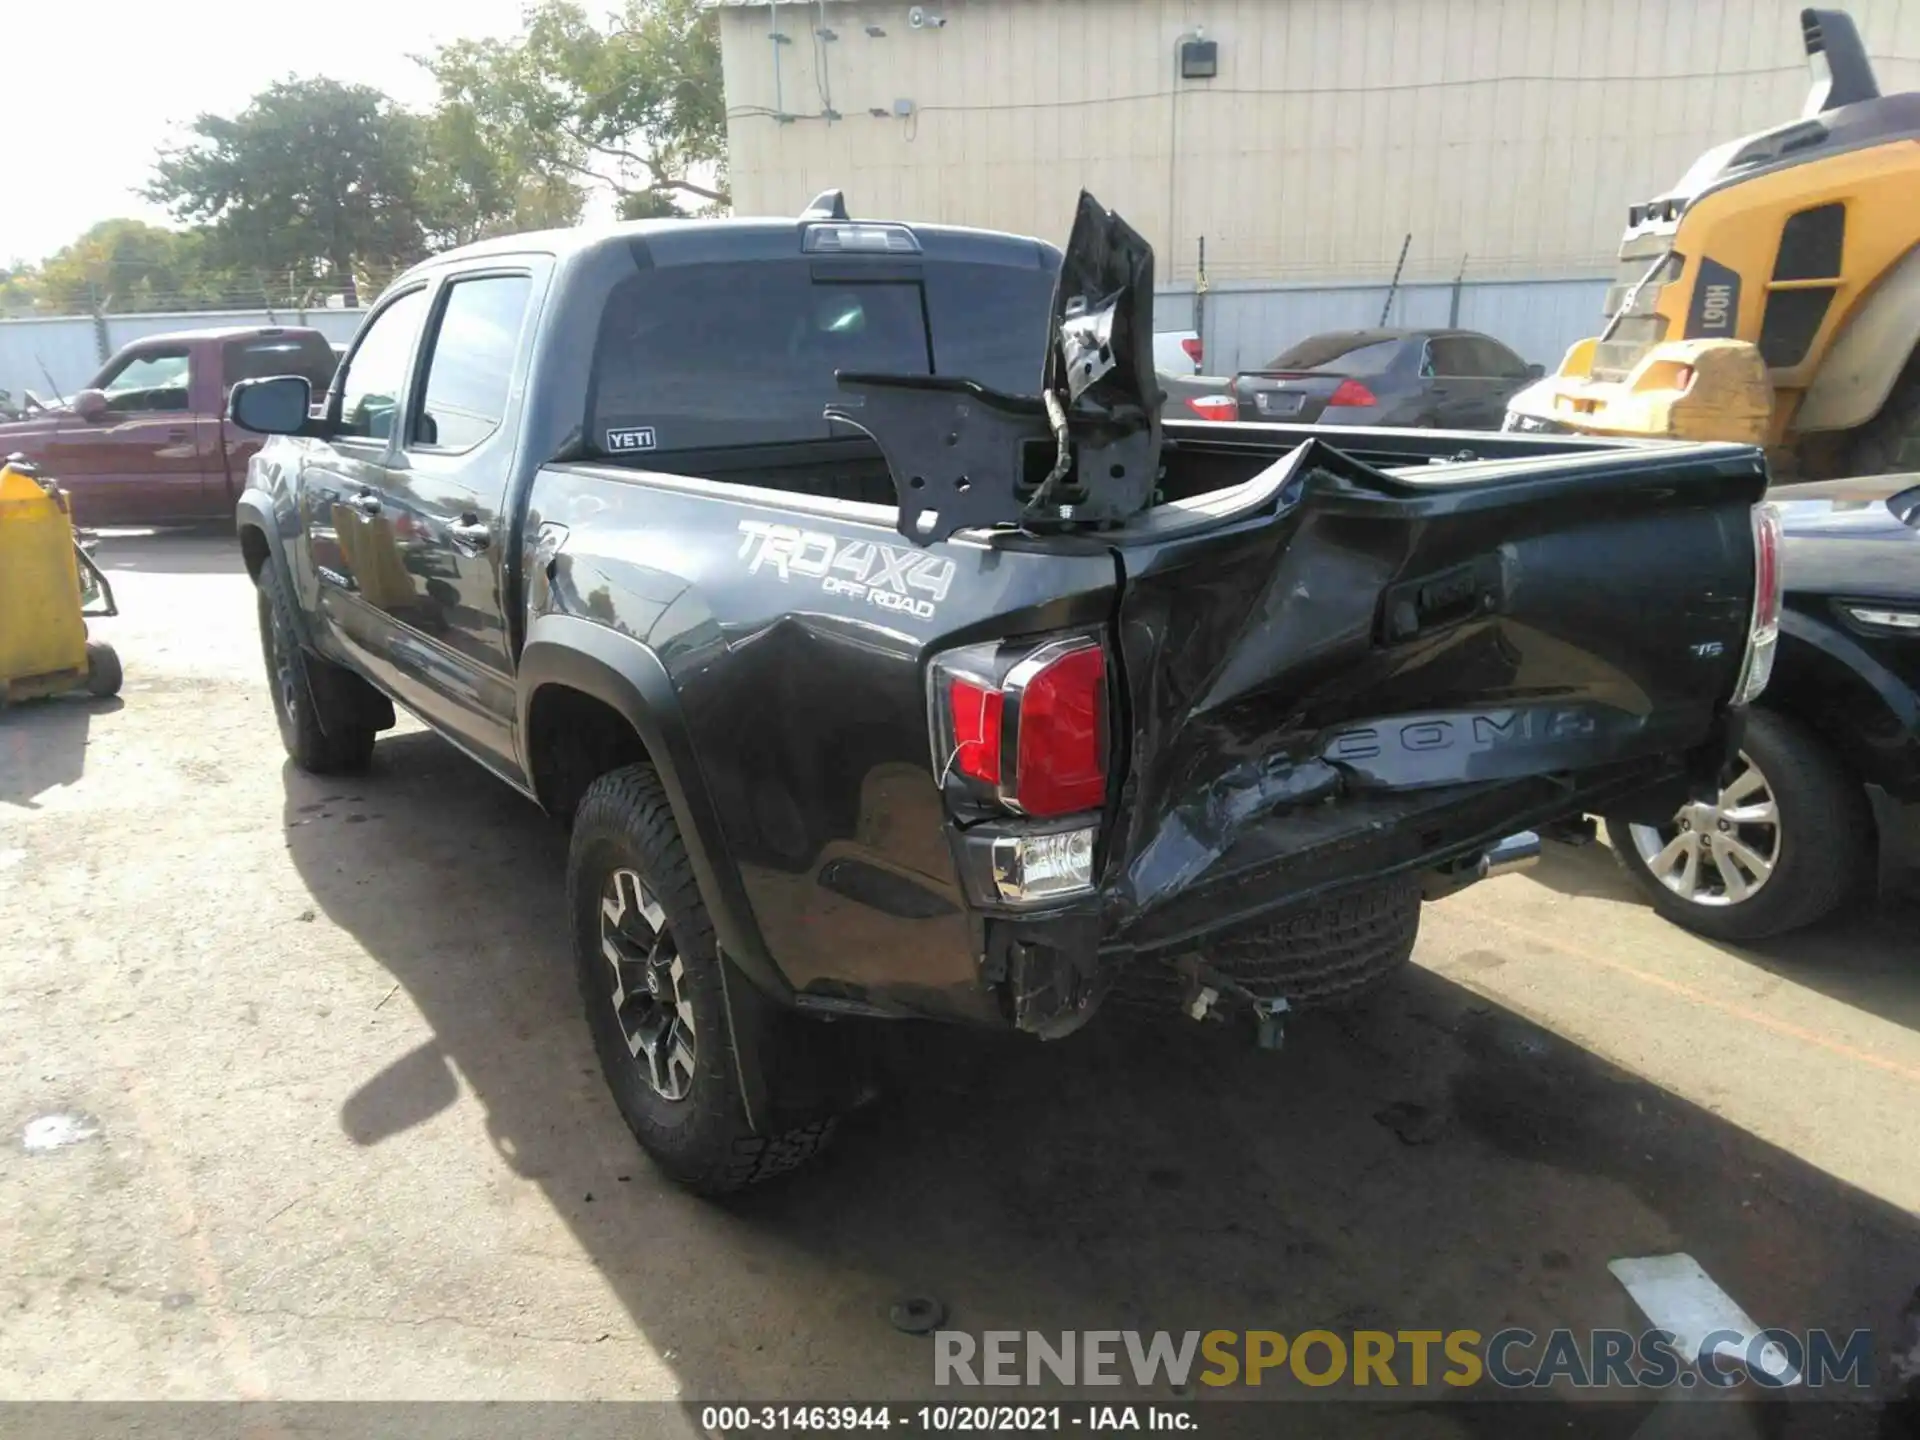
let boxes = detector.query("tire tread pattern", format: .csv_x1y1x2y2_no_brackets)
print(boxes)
569,764,834,1194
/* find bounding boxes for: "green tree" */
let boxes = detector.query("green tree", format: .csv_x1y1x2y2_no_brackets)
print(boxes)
423,0,726,217
0,264,39,316
31,219,232,314
147,78,436,304
417,99,585,245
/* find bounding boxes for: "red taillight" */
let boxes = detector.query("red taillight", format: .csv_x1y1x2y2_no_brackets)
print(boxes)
1012,644,1106,816
1327,378,1378,408
1753,501,1782,631
1734,501,1784,705
1181,336,1204,367
935,638,1108,818
1186,394,1237,421
949,677,1003,786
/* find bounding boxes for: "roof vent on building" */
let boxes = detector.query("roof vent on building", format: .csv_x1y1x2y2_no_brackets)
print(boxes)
800,189,851,221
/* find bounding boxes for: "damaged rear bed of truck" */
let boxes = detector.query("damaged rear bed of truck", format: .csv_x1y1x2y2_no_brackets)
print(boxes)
820,193,1776,1039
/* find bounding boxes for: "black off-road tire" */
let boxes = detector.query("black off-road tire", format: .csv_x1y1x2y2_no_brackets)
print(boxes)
1606,708,1870,942
1118,875,1424,1012
1840,355,1920,477
568,764,835,1195
254,563,380,775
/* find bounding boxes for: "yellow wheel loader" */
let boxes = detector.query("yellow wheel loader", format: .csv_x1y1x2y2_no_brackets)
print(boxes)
1505,9,1920,479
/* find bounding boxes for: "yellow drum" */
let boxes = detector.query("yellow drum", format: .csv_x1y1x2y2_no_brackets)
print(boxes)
0,459,120,705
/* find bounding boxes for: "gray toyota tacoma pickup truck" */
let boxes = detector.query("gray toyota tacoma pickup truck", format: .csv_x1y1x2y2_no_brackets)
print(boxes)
229,192,1780,1193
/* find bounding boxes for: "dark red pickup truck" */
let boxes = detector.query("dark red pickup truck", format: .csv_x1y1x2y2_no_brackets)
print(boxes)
0,325,337,526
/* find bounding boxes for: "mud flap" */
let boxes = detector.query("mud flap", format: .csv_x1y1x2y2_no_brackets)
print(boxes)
717,950,873,1131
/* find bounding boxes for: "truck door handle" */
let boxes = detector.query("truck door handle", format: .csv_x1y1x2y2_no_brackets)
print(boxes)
447,517,491,551
166,427,190,442
345,491,382,516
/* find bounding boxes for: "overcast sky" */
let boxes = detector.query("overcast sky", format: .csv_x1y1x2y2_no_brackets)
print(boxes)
11,0,537,266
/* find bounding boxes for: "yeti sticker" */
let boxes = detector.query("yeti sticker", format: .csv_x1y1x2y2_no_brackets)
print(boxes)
605,426,657,453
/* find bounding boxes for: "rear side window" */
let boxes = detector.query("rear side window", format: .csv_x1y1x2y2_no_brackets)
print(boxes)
1264,336,1403,375
413,274,533,451
1427,337,1478,376
588,257,1054,455
1474,337,1531,378
223,334,337,392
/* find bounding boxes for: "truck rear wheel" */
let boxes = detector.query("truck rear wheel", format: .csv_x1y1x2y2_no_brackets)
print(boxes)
1605,708,1869,941
567,763,835,1194
254,563,382,775
1839,356,1920,477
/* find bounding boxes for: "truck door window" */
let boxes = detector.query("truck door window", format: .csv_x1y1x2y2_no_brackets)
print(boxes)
336,288,429,443
98,350,191,414
412,274,533,451
590,261,930,453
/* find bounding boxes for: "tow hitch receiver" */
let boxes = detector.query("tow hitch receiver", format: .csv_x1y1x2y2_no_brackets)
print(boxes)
1175,954,1293,1052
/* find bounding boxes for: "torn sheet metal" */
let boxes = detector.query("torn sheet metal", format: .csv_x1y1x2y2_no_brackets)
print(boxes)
828,190,1163,543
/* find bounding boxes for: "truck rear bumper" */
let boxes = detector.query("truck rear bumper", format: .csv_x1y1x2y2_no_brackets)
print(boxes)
960,749,1713,1040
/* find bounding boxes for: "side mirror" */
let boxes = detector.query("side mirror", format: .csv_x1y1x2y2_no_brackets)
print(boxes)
229,375,313,436
73,389,109,423
1524,363,1546,381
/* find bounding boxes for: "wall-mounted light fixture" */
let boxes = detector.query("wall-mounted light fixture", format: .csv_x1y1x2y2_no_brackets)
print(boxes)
1179,28,1219,79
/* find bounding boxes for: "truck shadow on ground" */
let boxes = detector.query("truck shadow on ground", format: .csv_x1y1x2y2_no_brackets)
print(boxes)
0,695,122,809
285,732,1919,1435
1529,837,1920,1035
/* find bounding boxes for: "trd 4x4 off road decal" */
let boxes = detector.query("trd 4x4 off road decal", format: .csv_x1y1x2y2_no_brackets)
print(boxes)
737,520,955,621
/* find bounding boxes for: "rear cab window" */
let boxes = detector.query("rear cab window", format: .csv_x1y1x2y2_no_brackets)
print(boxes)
1264,336,1405,375
586,255,1055,460
223,334,338,393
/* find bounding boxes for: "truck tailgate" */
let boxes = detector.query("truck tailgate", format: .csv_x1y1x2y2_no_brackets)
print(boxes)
1102,437,1770,945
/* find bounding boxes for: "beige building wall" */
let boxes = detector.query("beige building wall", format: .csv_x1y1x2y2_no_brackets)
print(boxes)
713,0,1920,284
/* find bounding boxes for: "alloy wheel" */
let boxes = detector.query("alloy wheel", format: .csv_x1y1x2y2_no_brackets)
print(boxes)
599,867,697,1101
1627,753,1782,908
263,594,300,725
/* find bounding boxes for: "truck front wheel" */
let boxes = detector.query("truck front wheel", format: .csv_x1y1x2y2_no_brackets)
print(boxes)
567,764,836,1194
254,564,383,774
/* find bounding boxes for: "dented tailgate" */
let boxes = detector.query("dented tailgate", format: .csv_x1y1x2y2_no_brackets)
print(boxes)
1099,437,1770,949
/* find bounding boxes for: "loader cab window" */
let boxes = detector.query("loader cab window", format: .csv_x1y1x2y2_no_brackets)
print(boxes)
97,349,191,414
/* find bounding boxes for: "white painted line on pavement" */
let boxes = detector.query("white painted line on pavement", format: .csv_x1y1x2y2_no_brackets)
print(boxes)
1609,1252,1802,1386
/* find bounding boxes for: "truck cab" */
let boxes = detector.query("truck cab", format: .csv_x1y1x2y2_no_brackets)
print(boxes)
0,326,337,525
